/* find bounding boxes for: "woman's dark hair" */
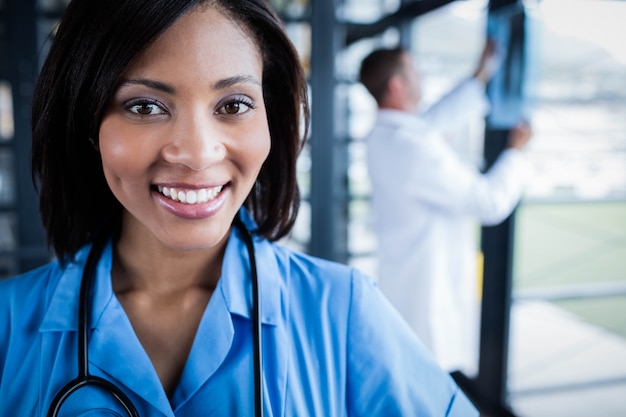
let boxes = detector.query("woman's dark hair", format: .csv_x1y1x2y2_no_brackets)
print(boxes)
359,47,406,104
31,0,309,260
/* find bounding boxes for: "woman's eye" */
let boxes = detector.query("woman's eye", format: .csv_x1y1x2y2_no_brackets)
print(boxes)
126,100,166,116
217,98,255,116
224,102,244,114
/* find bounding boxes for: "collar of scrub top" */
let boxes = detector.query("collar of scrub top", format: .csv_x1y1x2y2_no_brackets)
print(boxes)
224,207,282,326
39,207,283,331
38,207,284,407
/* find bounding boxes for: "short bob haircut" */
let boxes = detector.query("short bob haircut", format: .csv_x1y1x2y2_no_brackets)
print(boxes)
31,0,309,261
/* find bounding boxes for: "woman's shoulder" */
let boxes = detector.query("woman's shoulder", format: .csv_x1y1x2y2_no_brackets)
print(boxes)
273,242,366,281
269,241,377,301
0,260,65,315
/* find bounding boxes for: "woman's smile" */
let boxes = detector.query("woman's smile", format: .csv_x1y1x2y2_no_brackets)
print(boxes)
152,182,230,220
156,184,224,205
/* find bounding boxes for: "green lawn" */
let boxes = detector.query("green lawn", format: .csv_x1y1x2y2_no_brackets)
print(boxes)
513,201,626,338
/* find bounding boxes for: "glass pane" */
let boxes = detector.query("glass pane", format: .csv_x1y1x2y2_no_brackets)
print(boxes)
285,22,311,76
0,149,14,205
0,213,17,279
340,0,401,22
523,0,626,202
38,0,71,13
412,0,489,166
269,0,310,19
0,20,6,72
508,1,626,416
36,18,61,68
0,81,14,140
510,202,626,416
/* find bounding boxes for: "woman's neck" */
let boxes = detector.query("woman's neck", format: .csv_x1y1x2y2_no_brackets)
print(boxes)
111,230,227,297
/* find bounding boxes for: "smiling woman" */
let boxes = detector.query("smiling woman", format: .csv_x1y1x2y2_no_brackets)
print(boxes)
0,0,478,416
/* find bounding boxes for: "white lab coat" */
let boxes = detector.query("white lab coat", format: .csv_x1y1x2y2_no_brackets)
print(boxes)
366,78,531,375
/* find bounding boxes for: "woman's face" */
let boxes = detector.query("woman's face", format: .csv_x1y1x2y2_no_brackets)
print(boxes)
98,6,269,252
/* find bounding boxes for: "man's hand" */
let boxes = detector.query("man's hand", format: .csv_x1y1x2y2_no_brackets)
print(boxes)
473,38,502,85
507,120,532,150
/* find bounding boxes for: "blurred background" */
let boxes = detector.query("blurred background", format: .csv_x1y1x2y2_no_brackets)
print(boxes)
1,0,625,416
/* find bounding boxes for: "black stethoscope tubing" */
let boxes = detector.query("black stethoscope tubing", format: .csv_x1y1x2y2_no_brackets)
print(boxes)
47,215,263,417
235,214,264,417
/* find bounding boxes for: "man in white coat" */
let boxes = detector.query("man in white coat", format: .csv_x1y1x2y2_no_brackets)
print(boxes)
359,41,532,375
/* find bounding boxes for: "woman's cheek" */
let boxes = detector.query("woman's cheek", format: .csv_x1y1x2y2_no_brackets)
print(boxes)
241,119,271,171
99,121,156,178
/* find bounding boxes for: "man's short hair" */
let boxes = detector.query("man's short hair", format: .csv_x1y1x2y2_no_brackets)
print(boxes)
359,47,406,103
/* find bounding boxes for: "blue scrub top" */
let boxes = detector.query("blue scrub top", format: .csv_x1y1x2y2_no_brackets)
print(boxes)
0,210,478,416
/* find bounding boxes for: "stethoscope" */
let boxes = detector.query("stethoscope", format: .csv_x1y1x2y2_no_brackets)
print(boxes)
47,213,264,417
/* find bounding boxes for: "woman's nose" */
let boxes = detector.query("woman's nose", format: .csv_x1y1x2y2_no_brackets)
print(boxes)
161,113,226,170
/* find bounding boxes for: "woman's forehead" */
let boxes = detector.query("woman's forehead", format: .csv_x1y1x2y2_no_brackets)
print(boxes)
125,6,263,84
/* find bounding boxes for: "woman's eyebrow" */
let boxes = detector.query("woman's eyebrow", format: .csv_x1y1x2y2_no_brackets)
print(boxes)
213,75,261,90
119,78,176,94
118,75,261,93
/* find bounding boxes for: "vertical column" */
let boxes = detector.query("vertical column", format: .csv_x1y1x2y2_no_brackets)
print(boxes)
309,0,348,263
453,1,527,415
7,0,49,272
398,0,414,49
475,129,518,416
477,2,528,411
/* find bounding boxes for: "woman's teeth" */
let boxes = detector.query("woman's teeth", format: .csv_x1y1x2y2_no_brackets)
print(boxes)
157,185,223,204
